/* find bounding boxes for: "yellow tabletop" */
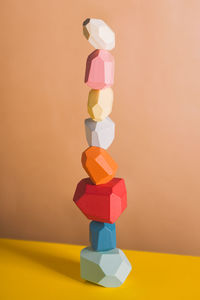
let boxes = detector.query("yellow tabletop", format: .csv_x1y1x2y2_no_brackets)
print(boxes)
0,238,199,300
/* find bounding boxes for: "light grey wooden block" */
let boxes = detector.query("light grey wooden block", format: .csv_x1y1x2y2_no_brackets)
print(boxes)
85,117,115,149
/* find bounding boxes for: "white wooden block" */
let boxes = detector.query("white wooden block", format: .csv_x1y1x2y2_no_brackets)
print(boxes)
85,117,115,149
83,18,115,50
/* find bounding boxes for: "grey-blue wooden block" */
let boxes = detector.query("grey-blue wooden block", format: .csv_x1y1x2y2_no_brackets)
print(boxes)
80,247,132,287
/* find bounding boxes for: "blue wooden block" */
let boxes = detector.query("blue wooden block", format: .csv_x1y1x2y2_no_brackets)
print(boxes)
89,221,116,251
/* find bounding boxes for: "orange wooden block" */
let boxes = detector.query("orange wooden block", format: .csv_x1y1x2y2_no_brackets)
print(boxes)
81,147,118,185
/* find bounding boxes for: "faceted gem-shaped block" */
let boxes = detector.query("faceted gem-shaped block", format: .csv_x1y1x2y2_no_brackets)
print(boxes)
81,146,117,185
85,117,115,150
80,247,132,287
83,18,115,50
88,88,113,121
73,177,127,223
85,49,114,89
90,221,116,251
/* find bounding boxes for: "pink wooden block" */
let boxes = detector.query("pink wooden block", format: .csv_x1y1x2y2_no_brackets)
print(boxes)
85,49,114,89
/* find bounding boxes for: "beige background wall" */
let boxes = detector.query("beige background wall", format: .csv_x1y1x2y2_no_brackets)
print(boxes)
0,0,200,256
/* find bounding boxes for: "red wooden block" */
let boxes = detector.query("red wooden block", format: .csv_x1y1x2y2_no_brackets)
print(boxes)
73,177,127,223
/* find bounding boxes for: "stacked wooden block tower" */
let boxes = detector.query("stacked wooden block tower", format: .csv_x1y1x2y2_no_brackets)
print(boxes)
73,18,132,288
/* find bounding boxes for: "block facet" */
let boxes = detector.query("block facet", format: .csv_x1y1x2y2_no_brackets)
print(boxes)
88,88,113,121
85,49,114,89
90,221,116,251
73,177,127,223
81,146,117,185
83,18,115,50
85,117,115,150
80,247,132,287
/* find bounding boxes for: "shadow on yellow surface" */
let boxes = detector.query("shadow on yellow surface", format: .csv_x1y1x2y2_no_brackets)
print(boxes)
0,239,82,283
1,239,200,300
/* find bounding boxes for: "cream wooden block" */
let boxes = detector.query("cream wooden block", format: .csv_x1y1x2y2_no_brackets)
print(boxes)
83,18,115,50
88,87,113,121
